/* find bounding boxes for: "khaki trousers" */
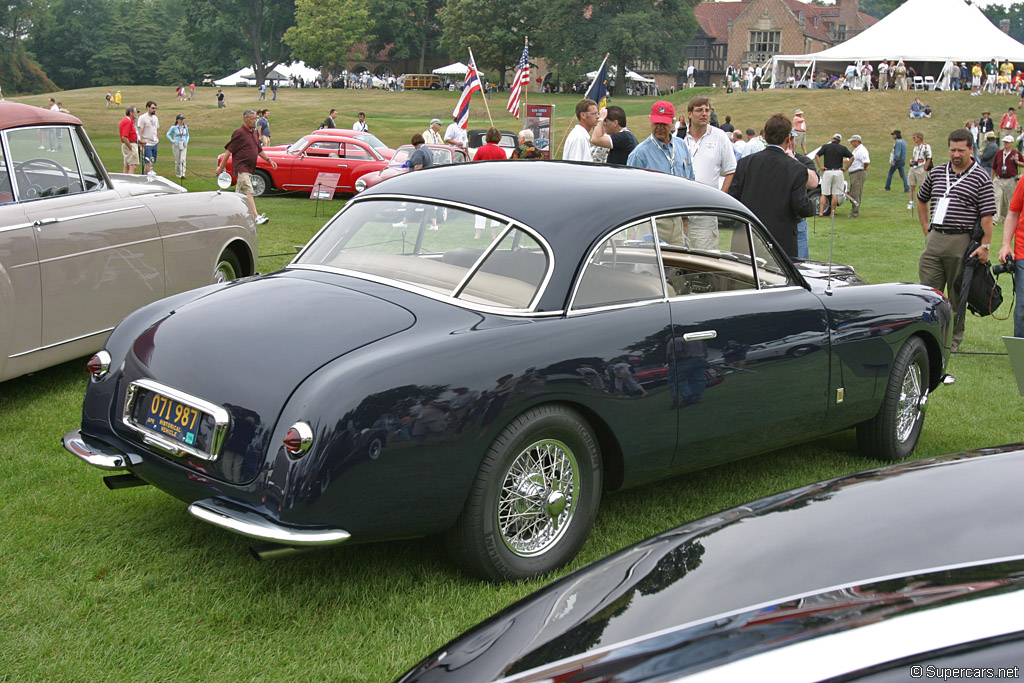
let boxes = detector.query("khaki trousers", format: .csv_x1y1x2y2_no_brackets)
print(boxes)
848,169,866,217
919,230,971,347
992,176,1018,223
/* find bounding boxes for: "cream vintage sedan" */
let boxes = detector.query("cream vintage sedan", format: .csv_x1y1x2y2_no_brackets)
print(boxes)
0,101,258,382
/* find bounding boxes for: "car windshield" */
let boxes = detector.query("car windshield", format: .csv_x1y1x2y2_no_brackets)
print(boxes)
287,136,311,155
293,199,550,310
355,133,388,151
388,148,413,167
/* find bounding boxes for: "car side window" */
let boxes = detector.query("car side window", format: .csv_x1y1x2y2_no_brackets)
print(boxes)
573,222,667,310
458,229,548,309
0,142,14,204
747,223,795,288
7,127,93,200
658,215,758,297
342,143,372,161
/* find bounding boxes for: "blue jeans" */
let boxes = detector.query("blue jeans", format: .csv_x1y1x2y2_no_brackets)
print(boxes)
797,219,809,259
885,164,908,191
1015,258,1024,337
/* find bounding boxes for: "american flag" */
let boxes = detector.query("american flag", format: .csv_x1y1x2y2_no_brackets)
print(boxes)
506,41,530,118
453,54,482,130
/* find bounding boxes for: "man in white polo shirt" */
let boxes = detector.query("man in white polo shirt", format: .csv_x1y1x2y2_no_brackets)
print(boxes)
683,96,736,249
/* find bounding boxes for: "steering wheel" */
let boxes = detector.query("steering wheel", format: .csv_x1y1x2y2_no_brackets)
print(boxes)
15,158,71,198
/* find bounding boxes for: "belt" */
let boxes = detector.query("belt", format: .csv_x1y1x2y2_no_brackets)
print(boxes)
930,226,970,234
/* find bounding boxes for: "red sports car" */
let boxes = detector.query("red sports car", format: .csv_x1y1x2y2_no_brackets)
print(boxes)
315,129,396,160
354,144,469,193
218,131,391,197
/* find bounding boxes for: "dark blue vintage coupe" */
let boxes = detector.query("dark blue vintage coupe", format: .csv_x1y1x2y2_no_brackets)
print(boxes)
64,162,952,582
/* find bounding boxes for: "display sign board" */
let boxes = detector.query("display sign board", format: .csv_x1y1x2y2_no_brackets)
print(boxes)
310,173,341,200
525,104,555,159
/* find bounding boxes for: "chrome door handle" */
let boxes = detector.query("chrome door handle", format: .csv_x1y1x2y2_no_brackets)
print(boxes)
683,330,717,341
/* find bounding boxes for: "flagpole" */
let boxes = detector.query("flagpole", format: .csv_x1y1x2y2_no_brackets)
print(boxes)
522,37,529,116
470,48,496,129
556,53,609,158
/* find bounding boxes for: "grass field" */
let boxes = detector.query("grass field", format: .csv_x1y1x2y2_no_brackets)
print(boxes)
2,83,1023,682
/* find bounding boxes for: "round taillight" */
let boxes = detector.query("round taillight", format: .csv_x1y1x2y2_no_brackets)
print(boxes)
86,350,111,380
283,421,313,457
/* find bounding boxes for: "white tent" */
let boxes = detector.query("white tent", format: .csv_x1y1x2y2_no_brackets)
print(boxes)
432,62,469,75
771,0,1024,88
584,67,655,82
214,61,320,87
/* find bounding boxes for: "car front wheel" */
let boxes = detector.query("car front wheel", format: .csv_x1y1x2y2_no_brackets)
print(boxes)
857,336,929,461
251,170,271,197
446,405,602,582
213,250,242,284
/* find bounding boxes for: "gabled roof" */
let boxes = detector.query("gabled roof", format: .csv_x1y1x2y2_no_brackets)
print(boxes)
694,0,878,45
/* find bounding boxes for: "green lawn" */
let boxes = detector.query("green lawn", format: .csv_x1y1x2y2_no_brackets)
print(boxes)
2,84,1023,682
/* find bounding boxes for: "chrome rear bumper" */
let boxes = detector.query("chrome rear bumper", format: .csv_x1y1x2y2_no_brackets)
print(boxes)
63,429,137,470
189,498,351,547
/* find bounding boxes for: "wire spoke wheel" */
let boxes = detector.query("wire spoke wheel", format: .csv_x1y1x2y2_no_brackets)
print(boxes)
497,439,578,557
896,362,923,443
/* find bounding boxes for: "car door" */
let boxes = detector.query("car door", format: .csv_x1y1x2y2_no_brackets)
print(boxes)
0,140,42,380
337,141,381,191
568,220,678,482
8,124,165,351
657,213,830,469
281,139,344,191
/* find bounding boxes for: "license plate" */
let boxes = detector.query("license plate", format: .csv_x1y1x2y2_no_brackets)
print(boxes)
123,379,230,461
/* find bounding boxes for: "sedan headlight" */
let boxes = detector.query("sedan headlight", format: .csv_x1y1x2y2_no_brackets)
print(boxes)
354,178,367,193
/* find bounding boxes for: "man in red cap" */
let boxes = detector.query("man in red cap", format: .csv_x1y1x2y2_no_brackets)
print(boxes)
626,100,694,179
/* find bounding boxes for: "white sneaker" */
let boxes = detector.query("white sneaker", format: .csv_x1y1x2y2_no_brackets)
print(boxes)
255,214,269,225
429,224,439,230
907,201,913,210
392,221,407,227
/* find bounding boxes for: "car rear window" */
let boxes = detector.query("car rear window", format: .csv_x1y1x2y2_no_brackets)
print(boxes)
294,199,550,311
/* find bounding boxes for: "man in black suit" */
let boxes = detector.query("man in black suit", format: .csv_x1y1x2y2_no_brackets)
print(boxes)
727,113,815,257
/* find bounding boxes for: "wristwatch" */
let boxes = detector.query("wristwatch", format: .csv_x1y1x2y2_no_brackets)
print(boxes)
981,243,991,249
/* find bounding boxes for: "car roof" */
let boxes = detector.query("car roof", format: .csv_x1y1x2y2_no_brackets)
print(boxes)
0,101,81,129
358,160,747,241
315,129,373,138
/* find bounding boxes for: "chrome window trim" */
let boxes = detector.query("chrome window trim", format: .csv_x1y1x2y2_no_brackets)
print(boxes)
566,297,670,317
289,193,556,313
122,378,231,462
498,553,1024,683
9,326,114,358
568,216,672,313
291,263,565,318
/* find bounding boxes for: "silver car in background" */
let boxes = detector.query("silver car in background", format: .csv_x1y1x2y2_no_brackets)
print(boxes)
0,101,258,382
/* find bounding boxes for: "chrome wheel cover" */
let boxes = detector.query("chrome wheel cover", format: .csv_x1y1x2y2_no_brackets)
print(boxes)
896,362,924,443
213,258,237,284
251,173,267,196
498,438,579,557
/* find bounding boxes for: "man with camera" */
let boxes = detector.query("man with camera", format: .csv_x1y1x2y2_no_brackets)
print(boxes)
998,181,1024,337
917,128,995,352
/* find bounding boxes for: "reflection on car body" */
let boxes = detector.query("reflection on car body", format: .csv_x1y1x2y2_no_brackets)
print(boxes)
0,101,257,382
65,162,951,583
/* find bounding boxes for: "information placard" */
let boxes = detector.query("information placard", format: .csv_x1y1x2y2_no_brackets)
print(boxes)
525,104,555,159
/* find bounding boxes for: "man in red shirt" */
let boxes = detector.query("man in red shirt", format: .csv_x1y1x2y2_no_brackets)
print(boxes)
118,106,140,174
215,109,277,225
999,175,1024,336
993,135,1024,224
999,107,1018,140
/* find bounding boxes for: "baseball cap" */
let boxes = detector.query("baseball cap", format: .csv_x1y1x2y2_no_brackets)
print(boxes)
848,135,862,142
832,133,842,140
650,100,675,125
1005,135,1016,142
429,118,442,126
175,114,185,120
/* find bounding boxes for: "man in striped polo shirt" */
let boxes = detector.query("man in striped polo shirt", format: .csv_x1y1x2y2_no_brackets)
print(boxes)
917,128,996,352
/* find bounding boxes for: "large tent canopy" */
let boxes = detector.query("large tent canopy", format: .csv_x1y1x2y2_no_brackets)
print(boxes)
772,0,1024,86
432,62,469,75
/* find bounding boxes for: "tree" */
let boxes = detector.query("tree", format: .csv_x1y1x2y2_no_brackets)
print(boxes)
27,0,113,89
182,0,295,85
533,0,698,92
439,0,533,85
365,0,443,73
0,0,57,93
857,0,906,20
284,0,370,75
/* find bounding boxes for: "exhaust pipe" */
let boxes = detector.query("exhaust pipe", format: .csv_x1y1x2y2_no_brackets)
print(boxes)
103,473,150,490
249,543,313,562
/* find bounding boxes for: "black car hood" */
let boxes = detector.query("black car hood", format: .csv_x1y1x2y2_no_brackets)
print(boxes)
120,271,415,482
397,446,1024,682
